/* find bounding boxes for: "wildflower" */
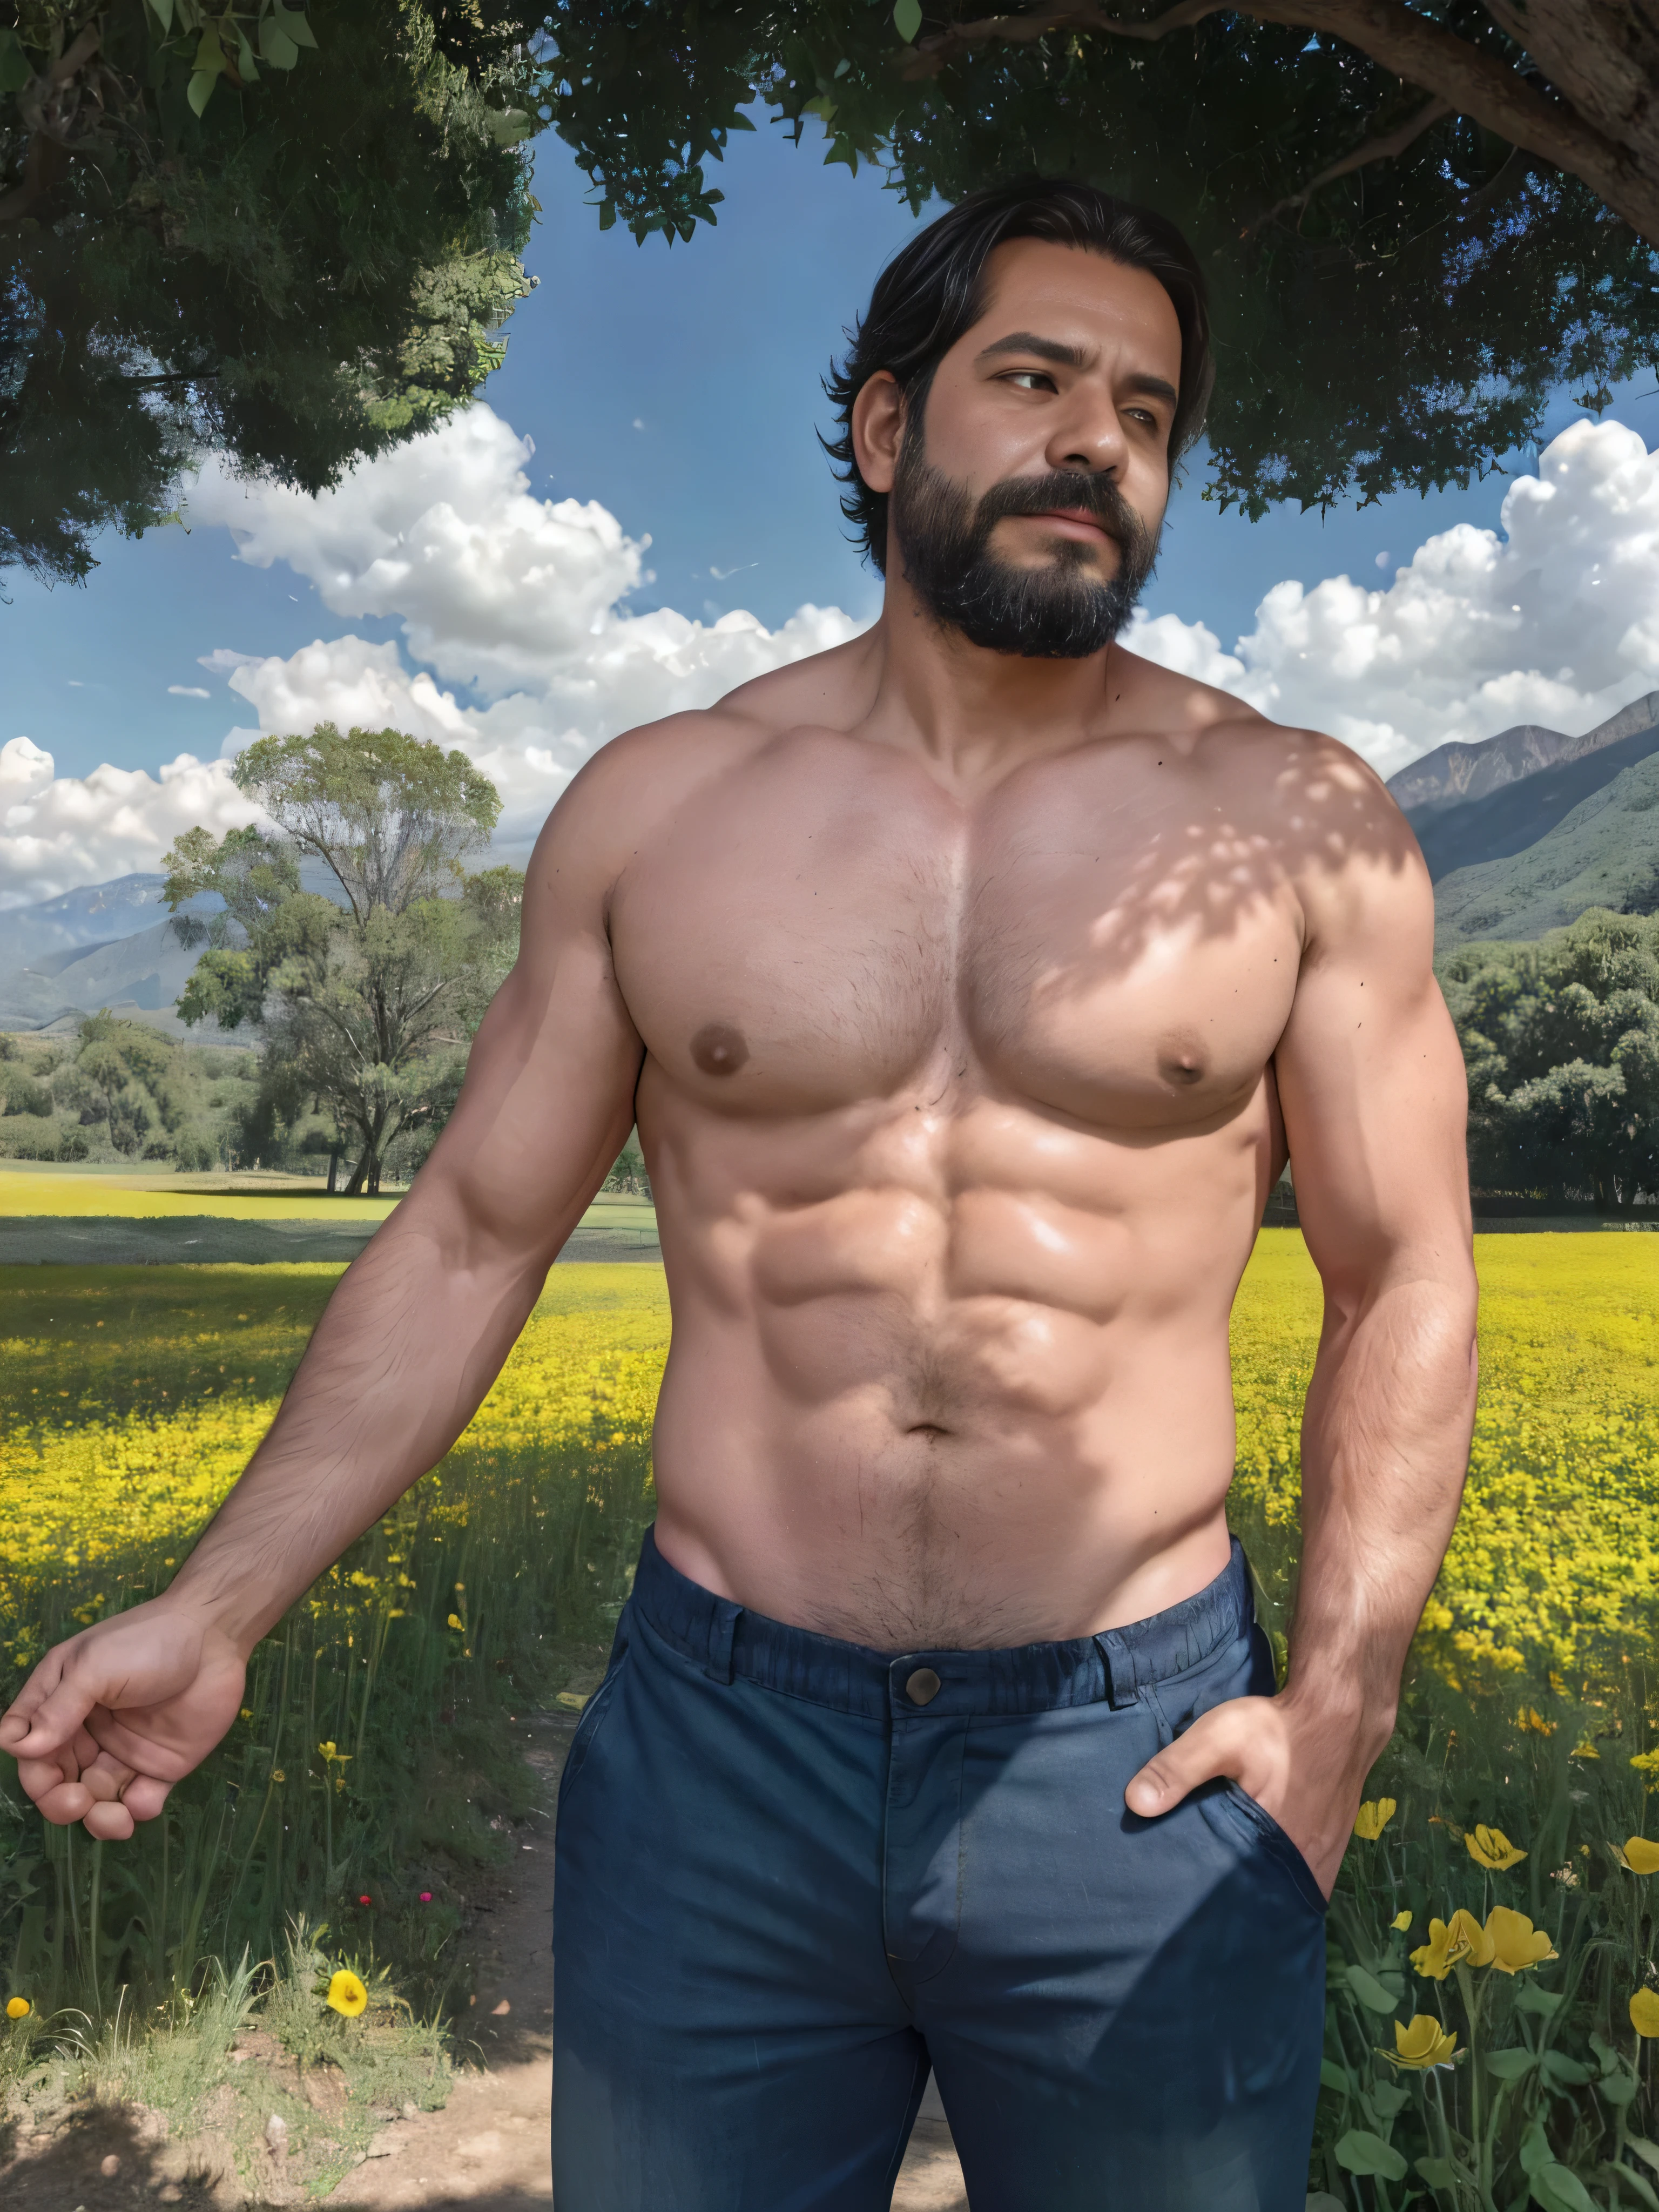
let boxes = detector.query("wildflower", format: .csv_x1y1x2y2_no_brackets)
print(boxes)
5,1997,30,2020
1465,1824,1526,1871
1391,1909,1413,1932
1412,1909,1494,1980
1484,1907,1557,1975
1385,2014,1458,2070
1518,1708,1555,1735
1633,1752,1659,1778
358,1894,372,1906
326,1970,368,2018
1353,1798,1397,1840
419,1892,433,1903
447,1614,466,1631
1631,1989,1659,2039
1569,1739,1600,1759
1621,1836,1659,1875
318,1741,350,1765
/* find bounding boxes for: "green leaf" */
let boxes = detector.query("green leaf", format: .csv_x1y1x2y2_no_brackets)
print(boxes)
483,106,534,146
192,26,227,75
1514,1984,1566,2018
186,64,219,113
258,17,299,66
1521,2120,1554,2178
139,0,174,34
1319,2059,1352,2095
269,2,316,48
1601,2072,1639,2107
1630,2141,1659,2178
1367,2082,1409,2119
0,25,31,94
892,0,923,42
1486,2047,1537,2081
1335,2130,1409,2181
1530,2165,1597,2212
1540,2049,1592,2089
1606,2159,1659,2212
1417,2157,1459,2189
597,199,615,232
1345,1964,1403,2014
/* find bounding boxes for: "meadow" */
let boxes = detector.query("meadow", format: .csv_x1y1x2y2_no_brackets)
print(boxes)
0,1229,1656,2208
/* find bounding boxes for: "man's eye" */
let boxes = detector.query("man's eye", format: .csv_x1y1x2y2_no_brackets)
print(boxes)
1003,370,1055,392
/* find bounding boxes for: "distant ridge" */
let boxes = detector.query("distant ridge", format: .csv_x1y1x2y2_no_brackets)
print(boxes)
1387,693,1659,817
1433,751,1659,947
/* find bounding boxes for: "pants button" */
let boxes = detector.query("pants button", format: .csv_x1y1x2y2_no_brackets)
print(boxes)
905,1667,941,1707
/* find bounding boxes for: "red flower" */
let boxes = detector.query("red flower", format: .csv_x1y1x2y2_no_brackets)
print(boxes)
358,1894,372,1905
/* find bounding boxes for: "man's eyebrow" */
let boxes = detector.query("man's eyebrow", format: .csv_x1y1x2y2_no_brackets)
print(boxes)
976,334,1179,410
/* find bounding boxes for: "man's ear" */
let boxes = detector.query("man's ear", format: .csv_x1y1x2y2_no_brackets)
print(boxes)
851,371,905,496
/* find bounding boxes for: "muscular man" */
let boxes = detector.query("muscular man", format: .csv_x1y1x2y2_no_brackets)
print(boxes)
2,179,1477,2208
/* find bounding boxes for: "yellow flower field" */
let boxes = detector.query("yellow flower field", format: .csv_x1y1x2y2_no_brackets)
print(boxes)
1232,1230,1659,1683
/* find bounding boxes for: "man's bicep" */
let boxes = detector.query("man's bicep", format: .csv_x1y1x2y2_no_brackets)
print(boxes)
1273,848,1471,1289
412,807,645,1263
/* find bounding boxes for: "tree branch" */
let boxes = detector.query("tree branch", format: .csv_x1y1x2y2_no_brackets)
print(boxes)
1249,93,1453,232
900,0,1659,242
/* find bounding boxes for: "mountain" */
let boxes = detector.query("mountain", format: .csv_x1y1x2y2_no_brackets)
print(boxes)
1407,718,1659,882
1387,693,1659,818
0,873,176,965
0,874,226,1027
1433,753,1659,947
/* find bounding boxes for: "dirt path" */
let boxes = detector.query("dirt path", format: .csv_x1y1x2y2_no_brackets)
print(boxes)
324,1710,968,2212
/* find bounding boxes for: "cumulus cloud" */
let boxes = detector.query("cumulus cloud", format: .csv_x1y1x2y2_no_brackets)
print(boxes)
8,407,1659,905
0,738,259,907
1130,416,1659,778
167,684,212,699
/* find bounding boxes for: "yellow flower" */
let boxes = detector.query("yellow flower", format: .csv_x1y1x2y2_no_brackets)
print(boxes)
1570,1740,1600,1759
447,1613,465,1630
1484,1907,1558,1975
318,1741,350,1765
1622,1836,1659,1875
1392,1909,1414,1932
326,1970,368,2018
1446,1908,1495,1968
1518,1707,1556,1736
5,1997,30,2020
1465,1824,1526,1871
1630,1988,1659,2039
1388,2014,1458,2069
1353,1798,1397,1841
1632,1752,1659,1777
1411,1919,1455,1981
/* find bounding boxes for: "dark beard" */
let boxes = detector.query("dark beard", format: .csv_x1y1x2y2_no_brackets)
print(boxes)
891,440,1160,660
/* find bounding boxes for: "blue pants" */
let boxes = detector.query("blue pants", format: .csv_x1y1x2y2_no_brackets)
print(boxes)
553,1528,1326,2210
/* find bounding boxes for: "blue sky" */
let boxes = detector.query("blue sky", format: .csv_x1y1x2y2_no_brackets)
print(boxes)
5,121,1658,812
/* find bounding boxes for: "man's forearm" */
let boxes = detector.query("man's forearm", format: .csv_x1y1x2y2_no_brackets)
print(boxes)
1284,1264,1479,1755
161,1195,554,1657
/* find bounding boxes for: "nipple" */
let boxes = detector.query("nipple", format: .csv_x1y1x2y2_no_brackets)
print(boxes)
691,1022,750,1077
1157,1032,1206,1087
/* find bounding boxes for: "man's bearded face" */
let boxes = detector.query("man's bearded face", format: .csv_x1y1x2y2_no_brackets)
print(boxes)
889,415,1161,660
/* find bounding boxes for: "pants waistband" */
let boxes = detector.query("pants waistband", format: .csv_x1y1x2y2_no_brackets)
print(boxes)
628,1526,1255,1719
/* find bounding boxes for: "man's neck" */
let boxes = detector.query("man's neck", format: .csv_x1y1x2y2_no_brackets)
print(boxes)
854,572,1127,793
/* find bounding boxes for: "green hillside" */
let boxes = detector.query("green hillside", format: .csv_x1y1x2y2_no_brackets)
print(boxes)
1433,753,1659,948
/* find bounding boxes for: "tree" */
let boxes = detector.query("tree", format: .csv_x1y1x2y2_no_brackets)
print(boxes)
1439,908,1659,1208
544,0,1658,513
163,724,517,1194
49,1008,193,1154
1,0,543,588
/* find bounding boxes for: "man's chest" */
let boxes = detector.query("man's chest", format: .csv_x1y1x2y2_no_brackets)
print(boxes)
610,739,1305,1129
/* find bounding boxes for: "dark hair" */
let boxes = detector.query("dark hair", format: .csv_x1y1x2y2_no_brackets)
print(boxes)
822,177,1213,575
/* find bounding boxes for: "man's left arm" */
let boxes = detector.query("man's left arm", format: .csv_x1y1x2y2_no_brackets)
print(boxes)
1125,761,1479,1893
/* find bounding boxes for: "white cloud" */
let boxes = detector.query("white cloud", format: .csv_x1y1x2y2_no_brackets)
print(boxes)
9,407,1659,906
1129,416,1659,778
0,738,258,909
168,685,212,699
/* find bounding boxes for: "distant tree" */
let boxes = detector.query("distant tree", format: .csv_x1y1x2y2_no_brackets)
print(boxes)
163,724,517,1193
49,1009,191,1154
1,0,543,589
545,0,1658,515
1439,909,1659,1209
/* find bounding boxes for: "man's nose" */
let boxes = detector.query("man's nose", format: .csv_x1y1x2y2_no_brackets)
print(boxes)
1046,390,1124,477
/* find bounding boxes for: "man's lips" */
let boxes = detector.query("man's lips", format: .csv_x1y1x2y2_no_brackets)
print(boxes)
1022,507,1114,543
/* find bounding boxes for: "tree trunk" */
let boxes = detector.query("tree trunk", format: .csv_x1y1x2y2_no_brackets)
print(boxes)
327,1147,340,1195
366,1152,382,1197
341,1151,370,1197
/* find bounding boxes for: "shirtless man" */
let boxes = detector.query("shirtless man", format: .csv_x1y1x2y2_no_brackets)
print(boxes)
2,178,1477,2209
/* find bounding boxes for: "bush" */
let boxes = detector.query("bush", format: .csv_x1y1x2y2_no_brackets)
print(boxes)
0,1123,64,1161
57,1130,90,1162
172,1131,218,1174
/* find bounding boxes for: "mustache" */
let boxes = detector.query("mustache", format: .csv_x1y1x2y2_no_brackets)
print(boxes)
972,468,1152,557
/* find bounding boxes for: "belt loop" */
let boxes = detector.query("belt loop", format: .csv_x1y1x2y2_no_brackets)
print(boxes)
703,1598,741,1685
1094,1633,1137,1710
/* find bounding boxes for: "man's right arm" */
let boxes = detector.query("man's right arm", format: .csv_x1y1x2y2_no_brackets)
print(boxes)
0,766,646,1836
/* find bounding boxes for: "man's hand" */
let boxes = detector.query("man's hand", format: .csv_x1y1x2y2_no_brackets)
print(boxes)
1124,1690,1372,1898
0,1601,247,1840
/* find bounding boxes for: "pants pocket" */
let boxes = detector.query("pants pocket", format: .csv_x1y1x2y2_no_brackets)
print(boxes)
1204,1778,1329,1918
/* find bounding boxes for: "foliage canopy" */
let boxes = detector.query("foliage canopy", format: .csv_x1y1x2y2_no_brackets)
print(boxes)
1,0,543,587
544,0,1659,517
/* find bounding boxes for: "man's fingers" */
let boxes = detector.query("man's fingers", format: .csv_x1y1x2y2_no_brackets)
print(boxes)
84,1798,138,1842
119,1773,175,1825
1124,1705,1254,1818
0,1669,99,1761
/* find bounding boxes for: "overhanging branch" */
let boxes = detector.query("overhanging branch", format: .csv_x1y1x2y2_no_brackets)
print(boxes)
1249,93,1453,232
